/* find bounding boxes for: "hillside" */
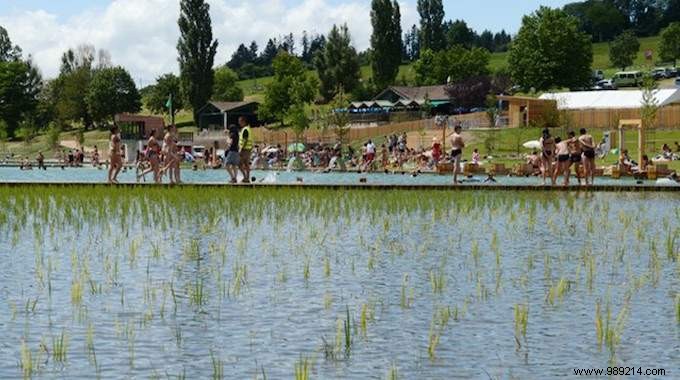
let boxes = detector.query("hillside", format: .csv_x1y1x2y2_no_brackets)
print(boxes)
237,35,664,99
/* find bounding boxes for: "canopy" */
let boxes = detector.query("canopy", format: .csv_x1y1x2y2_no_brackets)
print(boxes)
539,89,680,110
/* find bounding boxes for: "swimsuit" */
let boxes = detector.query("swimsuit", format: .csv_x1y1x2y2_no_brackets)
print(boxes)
451,149,462,158
583,149,595,159
570,153,582,163
558,154,570,162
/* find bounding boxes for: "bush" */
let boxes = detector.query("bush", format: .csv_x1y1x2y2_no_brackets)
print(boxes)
46,123,62,149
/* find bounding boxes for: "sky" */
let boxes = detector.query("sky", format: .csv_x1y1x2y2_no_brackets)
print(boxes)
0,0,573,85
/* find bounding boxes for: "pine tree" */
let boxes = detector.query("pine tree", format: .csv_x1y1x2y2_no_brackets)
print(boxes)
315,24,361,101
370,0,403,89
177,0,218,124
417,0,446,52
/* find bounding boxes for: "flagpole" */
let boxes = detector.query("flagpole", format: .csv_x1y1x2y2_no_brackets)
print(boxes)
169,93,175,127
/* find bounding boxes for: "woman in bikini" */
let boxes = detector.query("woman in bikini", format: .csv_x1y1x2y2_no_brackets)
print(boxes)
160,125,182,184
108,125,122,184
578,128,596,186
137,130,162,183
539,129,556,185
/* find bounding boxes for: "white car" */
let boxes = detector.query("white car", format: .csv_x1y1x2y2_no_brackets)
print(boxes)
192,145,206,159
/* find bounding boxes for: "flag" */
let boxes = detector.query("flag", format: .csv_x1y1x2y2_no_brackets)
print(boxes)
165,93,173,109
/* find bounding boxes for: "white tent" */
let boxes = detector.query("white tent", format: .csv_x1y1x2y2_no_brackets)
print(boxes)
539,89,680,110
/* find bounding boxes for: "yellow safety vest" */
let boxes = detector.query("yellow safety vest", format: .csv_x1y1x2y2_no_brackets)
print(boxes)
239,126,253,151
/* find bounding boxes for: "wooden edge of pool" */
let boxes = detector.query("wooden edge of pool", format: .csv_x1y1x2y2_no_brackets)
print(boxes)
0,181,679,192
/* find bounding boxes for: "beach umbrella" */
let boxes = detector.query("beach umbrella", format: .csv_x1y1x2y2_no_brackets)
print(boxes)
522,140,541,150
288,143,306,153
264,147,280,153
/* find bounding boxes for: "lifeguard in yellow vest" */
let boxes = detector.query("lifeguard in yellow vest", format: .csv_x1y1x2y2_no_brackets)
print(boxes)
238,116,253,183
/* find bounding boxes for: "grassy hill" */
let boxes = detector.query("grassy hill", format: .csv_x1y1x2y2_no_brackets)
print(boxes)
237,35,665,98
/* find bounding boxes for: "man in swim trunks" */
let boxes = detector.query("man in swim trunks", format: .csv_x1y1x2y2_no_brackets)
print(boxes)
553,136,571,186
108,125,122,184
539,129,556,185
578,128,596,186
450,125,465,184
138,130,162,183
567,131,582,185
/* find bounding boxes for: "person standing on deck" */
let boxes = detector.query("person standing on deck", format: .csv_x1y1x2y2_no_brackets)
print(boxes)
567,131,582,185
450,125,465,185
539,129,556,186
108,125,123,184
225,125,241,184
578,128,596,186
238,116,253,183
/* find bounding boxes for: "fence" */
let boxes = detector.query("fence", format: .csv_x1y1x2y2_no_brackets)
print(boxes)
565,105,680,129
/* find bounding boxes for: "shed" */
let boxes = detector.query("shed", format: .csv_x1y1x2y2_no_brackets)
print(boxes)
196,101,260,130
497,96,557,128
115,114,165,139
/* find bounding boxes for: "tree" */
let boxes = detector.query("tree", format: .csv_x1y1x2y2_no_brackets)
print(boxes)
146,73,184,117
417,0,446,52
413,46,490,86
213,66,244,102
509,7,593,92
609,30,640,71
259,52,318,127
315,24,361,101
445,20,477,49
0,60,41,137
370,0,402,89
177,0,218,124
659,22,680,66
404,24,421,61
260,39,279,66
86,67,141,125
564,0,628,42
0,26,22,62
445,76,492,110
53,67,93,127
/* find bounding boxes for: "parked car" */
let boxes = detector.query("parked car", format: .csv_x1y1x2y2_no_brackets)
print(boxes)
594,79,617,90
668,67,679,77
676,78,680,87
592,69,605,82
652,68,669,80
612,71,643,87
192,145,206,159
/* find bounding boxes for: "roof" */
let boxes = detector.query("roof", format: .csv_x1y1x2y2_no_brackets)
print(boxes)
115,114,165,129
539,89,680,110
374,85,449,102
201,101,259,113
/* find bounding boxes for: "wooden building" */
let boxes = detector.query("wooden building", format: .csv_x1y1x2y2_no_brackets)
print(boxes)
496,96,557,128
195,101,260,130
115,114,165,139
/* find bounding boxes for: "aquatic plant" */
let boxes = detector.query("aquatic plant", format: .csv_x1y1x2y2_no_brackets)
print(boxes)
514,304,528,339
52,331,68,363
294,355,311,380
386,363,398,380
211,351,224,380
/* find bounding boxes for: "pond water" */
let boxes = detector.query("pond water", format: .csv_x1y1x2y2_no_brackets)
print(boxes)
0,187,678,379
0,166,678,187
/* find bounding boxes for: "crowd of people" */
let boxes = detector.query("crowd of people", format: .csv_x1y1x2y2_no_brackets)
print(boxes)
7,121,680,186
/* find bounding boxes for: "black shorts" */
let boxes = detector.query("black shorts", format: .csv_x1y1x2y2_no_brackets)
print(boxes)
451,149,462,158
571,154,582,163
583,150,595,159
558,154,570,162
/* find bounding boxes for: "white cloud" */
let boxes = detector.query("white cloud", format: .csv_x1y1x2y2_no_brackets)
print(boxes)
0,0,418,86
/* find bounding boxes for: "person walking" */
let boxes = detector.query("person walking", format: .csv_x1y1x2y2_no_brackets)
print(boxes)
108,125,123,184
225,125,240,183
238,117,253,183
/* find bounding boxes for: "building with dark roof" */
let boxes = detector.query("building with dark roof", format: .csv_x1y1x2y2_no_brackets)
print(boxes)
196,101,261,130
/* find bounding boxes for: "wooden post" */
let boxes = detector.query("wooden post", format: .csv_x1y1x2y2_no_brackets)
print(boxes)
638,121,645,166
